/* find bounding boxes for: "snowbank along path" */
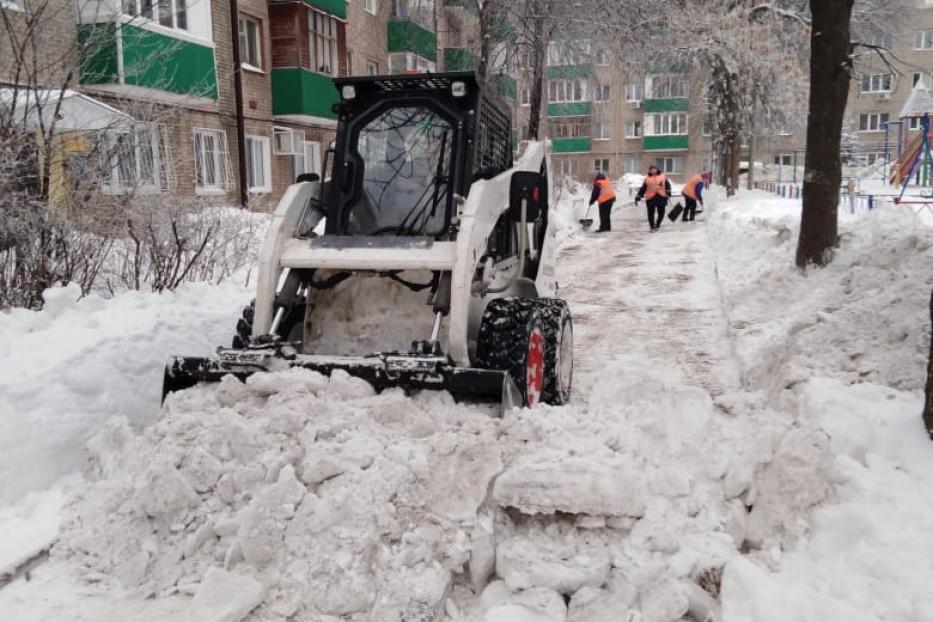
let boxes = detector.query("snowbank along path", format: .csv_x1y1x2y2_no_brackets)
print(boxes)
0,195,842,621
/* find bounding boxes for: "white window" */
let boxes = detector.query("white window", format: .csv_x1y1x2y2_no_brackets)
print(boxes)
239,16,262,70
556,158,578,177
122,0,188,31
623,156,639,174
272,127,304,155
309,9,339,75
547,78,587,103
858,112,889,132
703,109,714,136
774,154,793,166
593,122,611,140
623,83,642,102
915,31,933,49
546,41,589,66
645,113,688,136
594,158,610,174
245,135,271,193
291,140,322,181
595,84,610,102
867,32,893,49
193,128,232,193
595,49,609,66
364,0,377,15
913,72,931,88
551,120,589,137
388,52,435,74
648,74,687,98
860,73,892,93
520,88,530,106
367,60,379,75
910,116,922,130
100,123,173,194
654,156,684,174
624,120,641,138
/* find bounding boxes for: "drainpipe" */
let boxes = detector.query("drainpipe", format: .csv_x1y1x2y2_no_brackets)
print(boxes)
229,0,249,207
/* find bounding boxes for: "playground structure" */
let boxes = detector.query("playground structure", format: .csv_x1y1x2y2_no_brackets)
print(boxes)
886,84,933,199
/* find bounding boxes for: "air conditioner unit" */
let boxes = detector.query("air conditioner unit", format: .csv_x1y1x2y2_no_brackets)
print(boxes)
627,100,642,109
877,93,892,100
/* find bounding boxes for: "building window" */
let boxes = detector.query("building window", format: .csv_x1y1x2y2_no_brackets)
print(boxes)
645,113,687,136
654,156,684,174
547,78,587,103
624,120,641,138
123,0,188,31
703,110,715,136
291,140,322,181
867,32,893,49
101,124,172,194
649,74,687,98
860,73,892,93
774,154,793,166
913,72,931,88
858,112,889,132
193,128,232,193
595,84,610,102
623,156,639,174
594,158,610,174
623,83,642,102
593,122,611,140
546,41,590,67
245,135,271,193
595,49,609,66
915,31,933,49
365,0,378,15
556,158,578,177
367,60,379,75
388,52,435,73
239,16,262,70
309,9,339,76
551,119,589,137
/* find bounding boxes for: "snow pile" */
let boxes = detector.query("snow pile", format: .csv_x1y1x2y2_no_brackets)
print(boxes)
710,196,933,392
52,369,504,620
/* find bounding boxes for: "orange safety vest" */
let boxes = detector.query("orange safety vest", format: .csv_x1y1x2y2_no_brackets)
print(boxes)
644,173,668,199
682,174,703,200
595,178,616,204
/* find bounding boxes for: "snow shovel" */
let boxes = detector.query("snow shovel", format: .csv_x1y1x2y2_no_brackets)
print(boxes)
579,202,595,229
667,202,684,222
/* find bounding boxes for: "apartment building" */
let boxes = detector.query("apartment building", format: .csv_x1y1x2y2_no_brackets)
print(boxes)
845,1,933,166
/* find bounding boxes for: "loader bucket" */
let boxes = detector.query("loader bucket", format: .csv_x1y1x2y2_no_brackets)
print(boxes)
161,349,522,415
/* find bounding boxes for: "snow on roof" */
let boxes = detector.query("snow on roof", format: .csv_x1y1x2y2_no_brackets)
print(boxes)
0,87,132,132
899,83,933,119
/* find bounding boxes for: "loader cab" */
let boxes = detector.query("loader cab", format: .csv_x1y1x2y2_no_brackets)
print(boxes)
325,72,512,239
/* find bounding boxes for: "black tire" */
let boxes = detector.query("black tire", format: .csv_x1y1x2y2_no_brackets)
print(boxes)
231,299,304,348
537,299,573,405
475,298,546,407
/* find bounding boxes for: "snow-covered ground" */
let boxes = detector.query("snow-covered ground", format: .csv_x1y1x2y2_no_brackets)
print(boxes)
1,187,932,622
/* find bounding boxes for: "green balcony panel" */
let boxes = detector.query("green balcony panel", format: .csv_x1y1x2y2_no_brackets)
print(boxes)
443,48,477,71
388,19,438,61
443,0,475,7
546,65,591,79
493,75,517,99
272,68,339,120
643,135,689,151
551,137,591,153
78,23,119,85
303,0,346,18
122,25,217,99
547,102,591,117
643,98,689,113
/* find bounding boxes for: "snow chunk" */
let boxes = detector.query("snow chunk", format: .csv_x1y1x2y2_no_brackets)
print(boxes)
189,567,266,622
496,531,611,594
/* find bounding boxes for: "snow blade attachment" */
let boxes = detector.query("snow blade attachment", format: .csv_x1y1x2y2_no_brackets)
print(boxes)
162,345,521,415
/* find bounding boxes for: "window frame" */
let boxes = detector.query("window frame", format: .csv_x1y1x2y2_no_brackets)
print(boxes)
624,120,642,138
594,158,610,174
364,0,378,15
193,127,232,194
858,112,889,132
239,15,263,71
309,9,339,76
915,30,933,50
860,72,892,93
595,84,610,103
245,135,272,193
654,156,684,174
623,83,642,102
645,113,688,136
100,123,171,195
122,0,189,32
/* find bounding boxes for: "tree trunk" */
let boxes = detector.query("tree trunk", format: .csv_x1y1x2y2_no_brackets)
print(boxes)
476,0,492,83
526,6,546,141
747,131,756,191
925,288,933,439
796,0,855,268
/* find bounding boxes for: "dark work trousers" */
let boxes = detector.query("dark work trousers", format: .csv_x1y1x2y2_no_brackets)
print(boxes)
683,197,698,221
598,199,615,231
646,196,668,229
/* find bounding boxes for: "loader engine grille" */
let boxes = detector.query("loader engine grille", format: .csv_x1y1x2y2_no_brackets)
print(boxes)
475,92,513,177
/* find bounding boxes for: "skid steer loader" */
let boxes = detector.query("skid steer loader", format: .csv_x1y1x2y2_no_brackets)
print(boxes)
163,72,573,411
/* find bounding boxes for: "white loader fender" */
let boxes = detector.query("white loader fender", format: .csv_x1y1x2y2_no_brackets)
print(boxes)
448,142,547,366
253,181,320,337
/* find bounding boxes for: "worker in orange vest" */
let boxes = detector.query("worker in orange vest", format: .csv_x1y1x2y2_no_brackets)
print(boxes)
588,172,617,232
634,165,672,232
680,172,706,222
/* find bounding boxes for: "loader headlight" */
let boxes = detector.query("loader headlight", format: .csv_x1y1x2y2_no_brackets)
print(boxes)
341,85,356,100
451,81,467,98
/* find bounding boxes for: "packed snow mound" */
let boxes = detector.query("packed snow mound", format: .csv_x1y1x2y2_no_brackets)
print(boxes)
710,200,933,392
